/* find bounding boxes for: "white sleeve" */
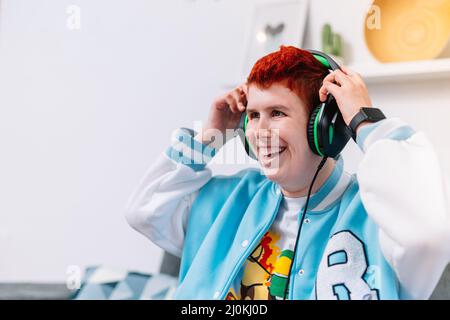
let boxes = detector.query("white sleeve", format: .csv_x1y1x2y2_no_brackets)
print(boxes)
124,128,218,258
356,118,450,300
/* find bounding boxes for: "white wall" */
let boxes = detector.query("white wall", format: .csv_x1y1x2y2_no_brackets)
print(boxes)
0,0,267,283
0,0,448,282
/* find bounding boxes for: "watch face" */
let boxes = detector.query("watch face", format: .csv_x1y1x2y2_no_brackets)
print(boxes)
361,108,385,121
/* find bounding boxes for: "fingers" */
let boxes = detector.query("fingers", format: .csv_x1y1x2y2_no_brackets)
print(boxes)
319,69,354,102
322,69,350,85
215,83,248,113
319,83,330,102
334,69,351,86
226,87,246,113
238,90,247,110
239,83,248,96
233,88,247,112
317,65,372,124
323,82,341,100
340,65,365,85
319,71,342,102
322,71,336,86
340,65,360,79
235,85,247,111
225,95,239,113
339,65,352,76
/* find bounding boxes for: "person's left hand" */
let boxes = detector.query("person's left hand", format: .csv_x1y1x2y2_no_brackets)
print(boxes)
318,65,372,126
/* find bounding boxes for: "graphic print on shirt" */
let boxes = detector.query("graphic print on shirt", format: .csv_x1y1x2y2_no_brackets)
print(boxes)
315,230,380,300
225,230,294,300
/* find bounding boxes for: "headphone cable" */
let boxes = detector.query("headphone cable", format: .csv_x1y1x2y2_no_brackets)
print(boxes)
283,156,328,300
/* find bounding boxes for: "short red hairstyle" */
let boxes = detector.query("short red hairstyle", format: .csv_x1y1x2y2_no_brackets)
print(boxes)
247,45,329,113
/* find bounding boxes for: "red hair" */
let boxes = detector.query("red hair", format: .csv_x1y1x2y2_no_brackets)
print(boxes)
247,46,329,113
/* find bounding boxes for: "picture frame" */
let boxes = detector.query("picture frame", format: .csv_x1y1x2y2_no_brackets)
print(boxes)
241,0,310,80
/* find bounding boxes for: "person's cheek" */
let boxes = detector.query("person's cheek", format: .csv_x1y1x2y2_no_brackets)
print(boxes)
246,128,257,152
290,135,305,162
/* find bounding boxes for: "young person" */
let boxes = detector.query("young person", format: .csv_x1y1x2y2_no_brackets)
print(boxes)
125,46,450,300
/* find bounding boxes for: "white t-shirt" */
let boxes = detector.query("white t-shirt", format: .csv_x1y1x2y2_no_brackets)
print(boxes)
225,195,308,300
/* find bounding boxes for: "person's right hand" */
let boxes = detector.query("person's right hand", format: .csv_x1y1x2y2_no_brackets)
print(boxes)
196,84,248,146
207,84,248,133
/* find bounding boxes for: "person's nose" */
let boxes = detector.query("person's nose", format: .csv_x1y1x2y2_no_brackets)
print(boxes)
256,116,276,145
256,115,269,134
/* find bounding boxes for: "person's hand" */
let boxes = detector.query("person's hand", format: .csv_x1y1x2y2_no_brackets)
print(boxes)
196,84,248,146
319,66,372,127
207,83,248,133
195,84,248,148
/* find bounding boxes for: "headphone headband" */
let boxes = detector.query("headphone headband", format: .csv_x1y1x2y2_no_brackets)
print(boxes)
306,49,341,71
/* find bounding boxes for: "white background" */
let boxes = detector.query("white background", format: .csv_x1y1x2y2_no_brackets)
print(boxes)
0,0,449,282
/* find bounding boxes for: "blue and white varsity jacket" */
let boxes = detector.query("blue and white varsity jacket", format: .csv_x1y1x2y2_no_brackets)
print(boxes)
125,118,450,300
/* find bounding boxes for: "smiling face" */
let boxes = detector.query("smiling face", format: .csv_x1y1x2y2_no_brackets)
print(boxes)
245,82,323,193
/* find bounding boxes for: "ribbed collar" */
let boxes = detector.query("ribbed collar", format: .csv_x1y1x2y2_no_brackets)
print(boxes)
272,157,351,214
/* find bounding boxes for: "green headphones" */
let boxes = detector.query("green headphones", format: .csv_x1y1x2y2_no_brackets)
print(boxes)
237,49,351,160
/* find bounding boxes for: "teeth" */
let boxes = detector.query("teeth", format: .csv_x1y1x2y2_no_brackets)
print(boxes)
262,147,286,158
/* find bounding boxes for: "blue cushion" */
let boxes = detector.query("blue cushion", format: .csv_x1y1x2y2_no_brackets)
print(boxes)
71,266,178,300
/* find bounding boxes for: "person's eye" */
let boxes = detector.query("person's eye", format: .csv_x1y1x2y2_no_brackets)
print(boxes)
272,110,286,117
248,112,259,120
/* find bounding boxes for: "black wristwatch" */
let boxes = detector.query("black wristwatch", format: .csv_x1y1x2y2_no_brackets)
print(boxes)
349,107,386,140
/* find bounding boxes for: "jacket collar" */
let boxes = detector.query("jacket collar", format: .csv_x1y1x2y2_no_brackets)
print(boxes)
272,156,351,214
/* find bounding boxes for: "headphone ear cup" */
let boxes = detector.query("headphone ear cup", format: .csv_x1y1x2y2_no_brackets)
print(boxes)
244,114,251,153
243,114,251,152
239,114,258,160
243,114,249,135
307,105,323,156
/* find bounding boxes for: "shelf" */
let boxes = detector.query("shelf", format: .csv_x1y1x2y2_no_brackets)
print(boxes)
348,58,450,84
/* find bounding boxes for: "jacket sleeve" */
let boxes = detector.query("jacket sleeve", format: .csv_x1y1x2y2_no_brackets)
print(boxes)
124,128,220,258
356,118,450,299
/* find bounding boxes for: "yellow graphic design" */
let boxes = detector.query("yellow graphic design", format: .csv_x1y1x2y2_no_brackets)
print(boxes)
225,230,294,300
268,250,294,299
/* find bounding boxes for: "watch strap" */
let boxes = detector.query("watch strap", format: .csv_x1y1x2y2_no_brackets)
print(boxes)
349,108,386,141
